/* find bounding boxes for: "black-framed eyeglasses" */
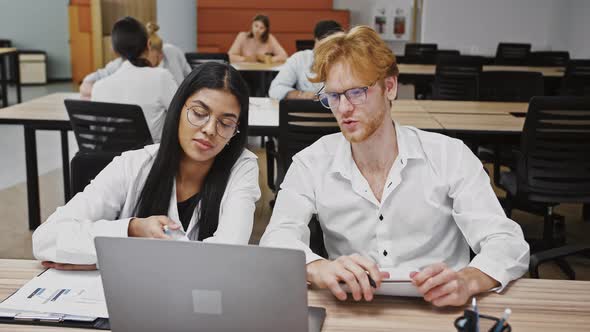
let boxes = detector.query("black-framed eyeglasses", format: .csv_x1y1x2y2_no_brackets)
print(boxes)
185,105,239,139
316,84,373,110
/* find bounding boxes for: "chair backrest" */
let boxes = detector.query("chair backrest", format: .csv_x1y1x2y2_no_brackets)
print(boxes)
495,43,531,65
432,55,483,100
65,99,153,153
403,43,438,64
295,39,315,52
561,60,590,96
70,151,119,198
528,51,570,67
185,52,229,70
518,96,590,203
479,71,544,102
277,99,340,184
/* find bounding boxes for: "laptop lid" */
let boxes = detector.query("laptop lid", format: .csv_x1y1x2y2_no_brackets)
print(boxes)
95,237,308,332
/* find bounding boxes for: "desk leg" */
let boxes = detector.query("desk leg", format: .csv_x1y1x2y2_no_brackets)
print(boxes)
24,126,41,230
0,54,7,108
61,130,71,202
12,51,21,103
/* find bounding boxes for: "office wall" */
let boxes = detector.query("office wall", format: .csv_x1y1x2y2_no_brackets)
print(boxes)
156,0,197,52
568,0,590,58
0,0,71,79
420,0,569,55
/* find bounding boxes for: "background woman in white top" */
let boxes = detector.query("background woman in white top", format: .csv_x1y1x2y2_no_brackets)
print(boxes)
33,62,261,270
91,16,178,143
79,19,191,96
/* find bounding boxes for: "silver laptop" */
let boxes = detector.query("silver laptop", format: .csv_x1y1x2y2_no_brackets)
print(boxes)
95,237,324,332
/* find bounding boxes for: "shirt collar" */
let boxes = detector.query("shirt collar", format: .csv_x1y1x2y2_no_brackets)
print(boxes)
329,122,425,179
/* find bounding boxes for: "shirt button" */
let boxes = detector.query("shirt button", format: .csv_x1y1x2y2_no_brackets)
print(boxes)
383,250,388,256
379,215,384,221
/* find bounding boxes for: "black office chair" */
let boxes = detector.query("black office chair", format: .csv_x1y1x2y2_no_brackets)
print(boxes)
477,71,545,185
560,60,590,96
403,43,438,64
479,71,544,102
432,55,483,100
295,40,315,52
528,51,570,67
70,151,119,197
266,99,340,258
184,52,229,70
65,99,153,153
494,43,531,66
499,96,590,279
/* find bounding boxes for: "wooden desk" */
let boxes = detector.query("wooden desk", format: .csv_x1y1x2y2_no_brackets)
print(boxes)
2,259,590,331
398,63,565,77
433,113,525,133
418,100,528,115
0,47,21,107
231,61,284,72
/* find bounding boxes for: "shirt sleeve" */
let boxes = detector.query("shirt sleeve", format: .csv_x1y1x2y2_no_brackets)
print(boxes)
259,156,324,264
159,70,179,111
82,58,123,83
203,156,261,245
448,142,530,292
31,154,133,265
268,54,299,100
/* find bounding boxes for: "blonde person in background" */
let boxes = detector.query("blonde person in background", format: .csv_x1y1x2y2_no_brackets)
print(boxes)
260,26,529,307
79,21,191,97
90,16,178,143
228,14,288,63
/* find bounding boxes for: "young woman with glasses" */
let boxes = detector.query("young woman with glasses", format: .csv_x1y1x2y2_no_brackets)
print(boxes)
33,62,261,270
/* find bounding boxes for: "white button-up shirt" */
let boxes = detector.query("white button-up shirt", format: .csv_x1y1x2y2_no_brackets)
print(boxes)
260,124,529,291
91,61,178,143
268,50,324,100
33,145,261,265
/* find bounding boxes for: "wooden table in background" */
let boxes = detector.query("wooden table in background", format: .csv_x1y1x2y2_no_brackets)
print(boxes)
0,47,22,107
398,63,565,77
1,259,590,331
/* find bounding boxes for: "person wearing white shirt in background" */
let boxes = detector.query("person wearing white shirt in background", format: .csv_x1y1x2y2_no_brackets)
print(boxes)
268,20,343,100
79,21,191,96
90,17,178,143
33,62,261,271
260,26,529,307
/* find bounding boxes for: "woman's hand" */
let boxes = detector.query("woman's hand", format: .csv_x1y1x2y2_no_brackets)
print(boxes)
128,215,180,239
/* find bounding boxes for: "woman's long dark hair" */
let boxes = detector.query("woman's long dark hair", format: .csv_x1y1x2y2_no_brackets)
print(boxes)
247,14,270,43
111,16,151,68
134,62,250,240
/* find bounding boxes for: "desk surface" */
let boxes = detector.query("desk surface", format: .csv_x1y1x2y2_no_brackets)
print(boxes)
0,93,532,132
398,63,565,77
1,259,590,331
0,48,17,55
231,61,284,71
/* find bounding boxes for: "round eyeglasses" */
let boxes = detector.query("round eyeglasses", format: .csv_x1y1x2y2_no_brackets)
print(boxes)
186,106,239,139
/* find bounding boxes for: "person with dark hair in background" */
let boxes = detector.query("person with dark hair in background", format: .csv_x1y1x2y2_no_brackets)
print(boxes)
33,62,261,270
90,16,178,143
228,14,288,63
269,20,343,100
79,20,191,97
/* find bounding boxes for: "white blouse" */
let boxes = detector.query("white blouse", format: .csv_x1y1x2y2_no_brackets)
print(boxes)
33,145,261,265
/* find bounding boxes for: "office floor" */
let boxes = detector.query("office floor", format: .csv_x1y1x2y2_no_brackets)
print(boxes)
0,83,588,281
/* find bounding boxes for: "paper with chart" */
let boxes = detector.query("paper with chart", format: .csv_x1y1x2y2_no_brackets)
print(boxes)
0,269,108,318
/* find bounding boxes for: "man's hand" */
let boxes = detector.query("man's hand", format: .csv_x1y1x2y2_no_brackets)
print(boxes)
41,261,97,271
306,254,390,302
410,263,499,307
128,216,180,239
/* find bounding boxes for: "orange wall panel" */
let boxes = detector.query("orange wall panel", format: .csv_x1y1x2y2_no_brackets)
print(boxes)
198,0,333,10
